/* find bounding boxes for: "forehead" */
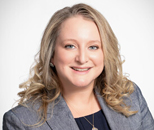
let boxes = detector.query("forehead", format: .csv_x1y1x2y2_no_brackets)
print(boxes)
57,15,101,42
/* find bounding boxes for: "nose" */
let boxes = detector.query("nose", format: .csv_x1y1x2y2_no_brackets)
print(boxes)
75,49,88,64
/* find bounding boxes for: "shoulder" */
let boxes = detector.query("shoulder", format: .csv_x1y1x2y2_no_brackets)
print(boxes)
3,106,25,129
129,82,150,110
131,82,145,98
3,102,43,129
128,83,154,130
3,105,30,130
126,82,150,112
130,83,145,105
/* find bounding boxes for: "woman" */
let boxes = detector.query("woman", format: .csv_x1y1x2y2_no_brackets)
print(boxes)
3,3,154,130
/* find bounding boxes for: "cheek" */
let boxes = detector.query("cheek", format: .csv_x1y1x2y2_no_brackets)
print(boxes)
53,50,74,67
90,51,104,66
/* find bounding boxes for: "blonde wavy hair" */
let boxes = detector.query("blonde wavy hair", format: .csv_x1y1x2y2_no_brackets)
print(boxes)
18,3,137,126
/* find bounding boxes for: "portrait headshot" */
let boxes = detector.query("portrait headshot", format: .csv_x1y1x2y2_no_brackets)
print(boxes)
1,0,154,130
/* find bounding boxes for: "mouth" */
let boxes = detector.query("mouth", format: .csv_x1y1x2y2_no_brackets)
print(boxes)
71,67,91,72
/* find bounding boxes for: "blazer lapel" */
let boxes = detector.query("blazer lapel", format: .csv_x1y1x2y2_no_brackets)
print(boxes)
95,91,132,130
46,91,133,130
46,95,79,130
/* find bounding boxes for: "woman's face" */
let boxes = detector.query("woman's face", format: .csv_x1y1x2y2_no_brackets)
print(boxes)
52,15,104,89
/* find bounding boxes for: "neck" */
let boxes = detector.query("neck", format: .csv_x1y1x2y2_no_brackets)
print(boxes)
62,85,101,118
62,83,95,105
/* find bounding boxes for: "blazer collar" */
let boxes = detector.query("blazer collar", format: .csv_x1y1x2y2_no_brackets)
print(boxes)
46,91,132,130
46,95,79,130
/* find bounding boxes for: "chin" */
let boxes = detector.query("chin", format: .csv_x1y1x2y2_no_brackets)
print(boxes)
72,81,94,88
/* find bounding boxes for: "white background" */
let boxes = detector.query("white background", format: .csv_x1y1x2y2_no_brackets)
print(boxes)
0,0,154,128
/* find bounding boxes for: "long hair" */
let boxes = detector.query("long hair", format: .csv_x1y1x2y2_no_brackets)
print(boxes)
18,3,137,126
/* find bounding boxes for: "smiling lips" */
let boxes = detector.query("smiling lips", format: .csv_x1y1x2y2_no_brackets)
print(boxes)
71,67,91,72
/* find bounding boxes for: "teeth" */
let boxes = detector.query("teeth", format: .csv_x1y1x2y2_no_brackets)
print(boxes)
72,68,89,71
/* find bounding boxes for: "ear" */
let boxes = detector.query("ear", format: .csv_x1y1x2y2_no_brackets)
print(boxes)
50,58,54,66
50,51,55,67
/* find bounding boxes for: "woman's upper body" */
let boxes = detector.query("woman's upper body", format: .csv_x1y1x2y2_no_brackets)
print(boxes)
3,84,154,130
3,3,154,130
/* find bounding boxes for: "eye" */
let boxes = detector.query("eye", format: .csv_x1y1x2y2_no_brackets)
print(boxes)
89,46,99,50
64,45,75,49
